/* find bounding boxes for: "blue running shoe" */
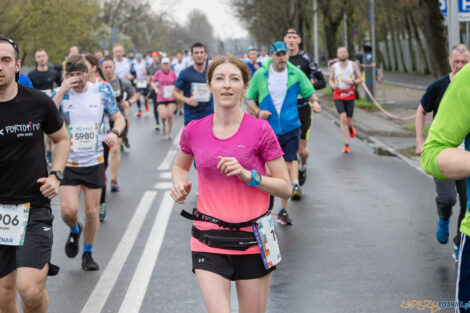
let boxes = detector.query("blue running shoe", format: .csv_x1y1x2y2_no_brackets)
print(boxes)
436,218,449,244
453,244,460,262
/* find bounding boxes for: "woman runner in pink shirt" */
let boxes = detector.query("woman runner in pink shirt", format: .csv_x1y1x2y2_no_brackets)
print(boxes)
171,56,291,313
151,57,177,139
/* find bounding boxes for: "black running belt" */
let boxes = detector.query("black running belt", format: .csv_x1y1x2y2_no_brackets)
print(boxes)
180,208,269,230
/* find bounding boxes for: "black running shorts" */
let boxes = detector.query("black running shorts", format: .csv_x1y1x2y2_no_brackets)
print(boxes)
61,164,106,189
157,100,175,106
334,99,355,118
298,103,313,140
192,251,275,281
0,208,54,278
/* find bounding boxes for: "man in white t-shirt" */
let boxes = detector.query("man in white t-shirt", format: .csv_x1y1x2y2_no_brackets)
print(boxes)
171,50,187,116
133,53,148,116
52,55,125,271
257,48,270,63
113,43,133,81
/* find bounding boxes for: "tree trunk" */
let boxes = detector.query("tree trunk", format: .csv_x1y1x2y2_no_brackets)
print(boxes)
405,12,417,72
388,15,399,71
409,11,431,74
320,1,345,59
420,0,449,77
395,14,408,72
383,37,392,71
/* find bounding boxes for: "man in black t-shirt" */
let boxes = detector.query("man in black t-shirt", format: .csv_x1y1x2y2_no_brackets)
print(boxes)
284,27,326,190
0,37,69,313
416,43,470,262
28,49,62,165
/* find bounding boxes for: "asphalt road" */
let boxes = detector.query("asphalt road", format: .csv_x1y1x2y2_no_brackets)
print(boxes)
43,106,459,313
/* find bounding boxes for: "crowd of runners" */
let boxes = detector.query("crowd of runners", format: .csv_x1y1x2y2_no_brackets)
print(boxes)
4,25,470,313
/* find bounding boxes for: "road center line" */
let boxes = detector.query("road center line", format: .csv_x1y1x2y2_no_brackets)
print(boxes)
80,191,157,313
157,149,178,171
117,191,174,313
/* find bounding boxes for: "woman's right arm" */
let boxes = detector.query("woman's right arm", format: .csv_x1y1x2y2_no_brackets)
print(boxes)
171,150,194,204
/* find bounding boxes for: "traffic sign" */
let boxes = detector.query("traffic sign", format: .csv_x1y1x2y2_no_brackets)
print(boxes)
441,0,470,21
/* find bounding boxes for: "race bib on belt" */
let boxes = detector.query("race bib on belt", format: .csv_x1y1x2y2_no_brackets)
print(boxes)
252,214,281,269
136,79,147,89
0,203,30,246
163,85,174,98
191,83,211,102
41,89,52,97
69,124,99,152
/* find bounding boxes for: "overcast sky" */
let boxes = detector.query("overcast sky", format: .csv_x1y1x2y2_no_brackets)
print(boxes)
152,0,248,39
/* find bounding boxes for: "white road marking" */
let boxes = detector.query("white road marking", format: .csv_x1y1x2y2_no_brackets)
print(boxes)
118,192,174,313
154,182,173,189
80,191,157,313
173,128,183,147
158,172,172,179
157,149,177,171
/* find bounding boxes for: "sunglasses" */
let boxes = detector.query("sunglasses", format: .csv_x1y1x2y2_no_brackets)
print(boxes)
0,36,19,57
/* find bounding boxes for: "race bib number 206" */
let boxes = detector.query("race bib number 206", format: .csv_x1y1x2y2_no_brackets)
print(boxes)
253,215,281,269
0,203,30,246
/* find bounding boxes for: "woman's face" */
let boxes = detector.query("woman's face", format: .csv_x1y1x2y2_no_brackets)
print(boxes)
208,63,247,109
85,60,96,81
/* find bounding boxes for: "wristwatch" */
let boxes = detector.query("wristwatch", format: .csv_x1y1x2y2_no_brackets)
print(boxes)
247,170,262,187
50,170,64,181
111,129,120,136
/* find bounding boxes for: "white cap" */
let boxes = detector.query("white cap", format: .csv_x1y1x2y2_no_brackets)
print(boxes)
162,57,170,64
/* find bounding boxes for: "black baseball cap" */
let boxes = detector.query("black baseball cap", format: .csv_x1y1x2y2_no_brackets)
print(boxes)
0,36,20,82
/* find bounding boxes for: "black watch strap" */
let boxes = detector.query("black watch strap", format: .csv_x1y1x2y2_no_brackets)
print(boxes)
50,170,63,181
111,129,120,136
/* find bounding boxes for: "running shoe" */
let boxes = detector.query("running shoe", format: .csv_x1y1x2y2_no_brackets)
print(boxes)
291,184,302,200
82,252,100,271
277,209,293,226
120,145,124,152
155,123,160,131
137,111,142,117
349,126,356,138
299,168,307,186
179,110,183,116
65,222,83,258
145,103,149,112
453,244,460,262
99,203,107,222
110,179,120,192
436,217,449,244
123,138,131,149
343,144,350,153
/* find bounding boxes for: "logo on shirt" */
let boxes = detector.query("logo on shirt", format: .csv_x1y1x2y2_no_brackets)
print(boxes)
42,227,51,232
3,121,40,137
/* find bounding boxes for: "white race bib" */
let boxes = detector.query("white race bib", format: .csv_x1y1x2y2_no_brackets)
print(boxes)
136,79,147,89
69,124,99,152
252,214,281,269
191,83,211,102
163,85,174,98
0,203,30,246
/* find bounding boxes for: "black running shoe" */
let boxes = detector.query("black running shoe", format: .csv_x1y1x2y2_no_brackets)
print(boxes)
291,184,302,200
277,210,293,225
65,222,83,258
298,168,307,186
82,252,100,271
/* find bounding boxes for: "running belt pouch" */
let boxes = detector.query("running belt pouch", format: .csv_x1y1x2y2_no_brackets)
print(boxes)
192,226,257,251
